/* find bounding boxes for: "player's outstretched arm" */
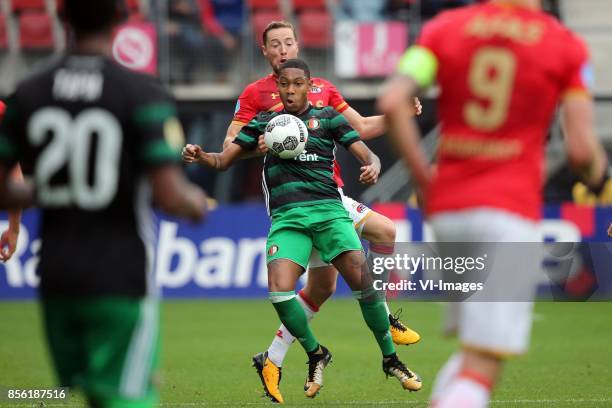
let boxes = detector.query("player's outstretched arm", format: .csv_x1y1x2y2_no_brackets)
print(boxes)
348,141,381,185
223,122,266,158
222,122,245,150
149,166,208,222
343,98,422,141
561,97,608,190
182,142,244,171
378,75,432,191
0,164,24,261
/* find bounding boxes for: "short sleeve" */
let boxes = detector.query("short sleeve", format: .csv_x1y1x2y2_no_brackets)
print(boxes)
132,80,184,167
325,108,360,149
0,93,22,168
561,33,592,100
232,83,260,125
325,80,349,113
233,113,269,151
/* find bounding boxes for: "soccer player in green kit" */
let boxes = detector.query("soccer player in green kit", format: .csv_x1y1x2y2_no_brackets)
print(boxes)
183,59,421,403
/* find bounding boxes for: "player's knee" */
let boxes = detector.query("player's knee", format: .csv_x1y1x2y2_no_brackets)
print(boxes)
267,260,289,292
368,217,396,244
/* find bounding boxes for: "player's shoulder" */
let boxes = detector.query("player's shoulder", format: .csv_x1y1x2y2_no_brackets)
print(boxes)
544,17,587,49
11,54,63,98
311,76,336,89
425,4,477,31
253,110,278,124
247,74,276,91
106,60,169,98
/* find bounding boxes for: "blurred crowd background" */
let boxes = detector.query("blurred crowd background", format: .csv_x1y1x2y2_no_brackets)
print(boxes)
0,0,610,207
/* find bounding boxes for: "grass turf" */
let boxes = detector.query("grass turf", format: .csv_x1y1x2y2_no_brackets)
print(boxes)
0,300,611,407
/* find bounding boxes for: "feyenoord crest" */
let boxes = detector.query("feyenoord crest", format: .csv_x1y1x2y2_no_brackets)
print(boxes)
307,118,320,130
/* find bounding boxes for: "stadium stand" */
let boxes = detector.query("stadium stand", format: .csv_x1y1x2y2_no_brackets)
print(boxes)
247,0,278,10
291,0,326,12
297,9,332,48
250,8,283,45
18,10,55,50
0,13,7,49
11,0,46,13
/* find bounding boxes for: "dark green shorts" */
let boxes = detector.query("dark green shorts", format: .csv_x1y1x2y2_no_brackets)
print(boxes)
266,200,363,268
41,297,159,408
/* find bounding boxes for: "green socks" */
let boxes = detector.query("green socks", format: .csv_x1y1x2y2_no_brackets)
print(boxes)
270,291,319,353
356,292,396,356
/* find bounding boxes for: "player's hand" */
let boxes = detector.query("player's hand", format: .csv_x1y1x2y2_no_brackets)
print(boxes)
359,163,380,185
182,144,204,164
413,97,423,116
608,222,612,238
257,135,269,154
0,228,18,262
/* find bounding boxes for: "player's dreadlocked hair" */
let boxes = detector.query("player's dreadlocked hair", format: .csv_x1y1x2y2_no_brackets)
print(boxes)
278,59,311,79
63,0,126,36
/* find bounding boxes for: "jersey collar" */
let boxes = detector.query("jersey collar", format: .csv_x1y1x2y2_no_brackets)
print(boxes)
281,103,312,117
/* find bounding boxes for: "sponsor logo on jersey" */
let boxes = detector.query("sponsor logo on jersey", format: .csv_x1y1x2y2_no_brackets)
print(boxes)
295,149,319,162
307,118,320,130
310,86,322,94
268,244,279,256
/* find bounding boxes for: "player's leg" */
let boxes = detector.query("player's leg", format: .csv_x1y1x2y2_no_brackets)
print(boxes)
429,209,539,408
257,216,326,403
330,250,422,392
267,257,331,399
41,298,87,389
267,258,319,354
314,203,422,392
77,297,160,408
343,192,421,345
262,260,335,378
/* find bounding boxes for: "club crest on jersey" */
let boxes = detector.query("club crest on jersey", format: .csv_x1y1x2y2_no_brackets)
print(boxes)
268,245,279,256
307,118,320,130
310,86,322,94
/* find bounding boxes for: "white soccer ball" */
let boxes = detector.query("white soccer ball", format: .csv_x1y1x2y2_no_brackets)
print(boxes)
264,114,308,159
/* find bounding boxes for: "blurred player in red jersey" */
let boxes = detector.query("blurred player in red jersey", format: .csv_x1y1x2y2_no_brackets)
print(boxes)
223,21,422,403
379,0,608,406
0,101,23,262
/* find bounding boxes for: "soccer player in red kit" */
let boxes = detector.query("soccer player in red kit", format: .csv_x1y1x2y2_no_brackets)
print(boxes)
378,0,608,407
223,21,422,403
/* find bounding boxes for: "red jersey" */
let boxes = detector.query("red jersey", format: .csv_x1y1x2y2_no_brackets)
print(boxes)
419,3,590,220
232,74,350,187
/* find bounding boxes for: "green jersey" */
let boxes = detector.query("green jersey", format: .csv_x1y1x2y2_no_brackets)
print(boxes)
233,105,359,215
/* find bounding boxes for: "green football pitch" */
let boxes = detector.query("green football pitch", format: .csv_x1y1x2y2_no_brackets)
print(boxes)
1,300,611,407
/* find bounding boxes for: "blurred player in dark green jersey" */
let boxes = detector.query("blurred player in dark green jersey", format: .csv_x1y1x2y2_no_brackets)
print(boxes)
0,1,208,406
